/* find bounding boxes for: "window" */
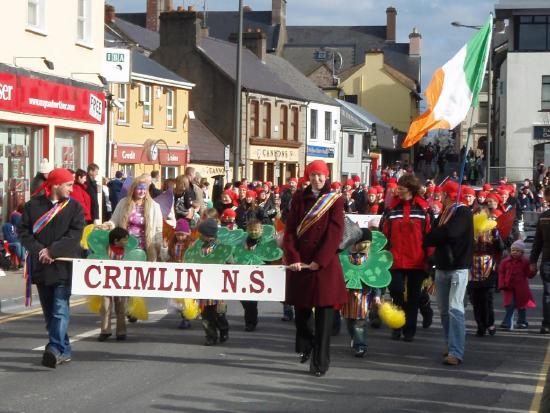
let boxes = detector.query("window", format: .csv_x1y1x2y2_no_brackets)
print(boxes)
310,109,318,140
478,102,489,123
325,111,332,141
348,134,355,156
252,161,264,181
543,76,550,110
120,164,135,178
280,105,288,140
345,95,358,104
291,107,299,141
166,89,175,128
142,85,152,125
117,84,127,123
516,15,550,51
54,129,89,171
27,0,46,32
250,101,259,137
77,0,91,43
262,102,271,138
161,166,178,180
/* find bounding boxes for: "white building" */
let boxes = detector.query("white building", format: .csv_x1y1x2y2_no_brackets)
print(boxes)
494,0,550,182
306,102,341,179
0,0,106,221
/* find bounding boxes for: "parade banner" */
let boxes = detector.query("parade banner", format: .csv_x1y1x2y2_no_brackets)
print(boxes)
345,214,381,228
71,259,286,301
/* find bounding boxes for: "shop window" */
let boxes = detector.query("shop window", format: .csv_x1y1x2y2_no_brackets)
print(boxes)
291,107,299,141
280,105,288,140
117,84,128,123
325,111,332,141
310,109,318,140
161,166,178,180
166,89,175,129
77,0,91,44
543,76,550,111
262,102,272,138
27,0,46,32
250,101,259,137
120,164,135,178
142,85,153,126
54,129,89,171
0,124,33,222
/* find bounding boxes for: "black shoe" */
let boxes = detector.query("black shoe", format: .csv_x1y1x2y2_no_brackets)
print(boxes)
313,370,325,377
422,307,433,329
476,327,485,337
500,323,511,331
540,326,550,334
127,315,138,323
244,324,256,332
204,337,217,346
219,330,229,343
402,335,414,342
97,333,111,342
354,348,366,358
300,349,312,364
116,334,127,341
41,349,58,369
57,354,72,365
488,326,496,336
391,329,402,340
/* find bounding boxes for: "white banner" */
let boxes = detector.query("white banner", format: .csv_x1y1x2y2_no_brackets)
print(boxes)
345,214,381,228
71,259,286,301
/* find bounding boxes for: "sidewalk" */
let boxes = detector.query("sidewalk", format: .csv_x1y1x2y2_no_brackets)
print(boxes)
0,269,40,313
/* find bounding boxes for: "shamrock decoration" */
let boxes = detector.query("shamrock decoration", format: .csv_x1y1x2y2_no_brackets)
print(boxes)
232,224,283,265
218,226,247,245
339,230,393,289
184,240,233,264
86,229,147,262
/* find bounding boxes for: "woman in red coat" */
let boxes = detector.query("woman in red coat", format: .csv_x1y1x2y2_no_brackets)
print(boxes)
283,160,346,377
71,169,92,223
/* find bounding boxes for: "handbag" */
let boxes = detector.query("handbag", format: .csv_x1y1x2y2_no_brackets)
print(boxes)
339,215,363,251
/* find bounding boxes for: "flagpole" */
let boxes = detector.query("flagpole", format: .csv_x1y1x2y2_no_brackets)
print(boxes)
456,113,475,205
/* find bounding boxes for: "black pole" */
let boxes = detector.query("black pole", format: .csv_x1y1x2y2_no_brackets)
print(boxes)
232,0,244,182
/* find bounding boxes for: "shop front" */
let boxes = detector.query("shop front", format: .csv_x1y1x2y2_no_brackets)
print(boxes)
0,64,105,222
248,144,301,186
111,143,188,179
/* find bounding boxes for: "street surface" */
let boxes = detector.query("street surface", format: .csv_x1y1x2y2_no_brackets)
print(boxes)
1,274,549,413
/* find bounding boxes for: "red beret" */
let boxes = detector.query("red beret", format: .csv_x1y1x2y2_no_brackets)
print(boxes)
462,186,476,196
264,181,272,189
305,160,330,178
483,183,493,191
367,188,377,195
331,182,342,189
353,175,361,182
486,193,502,204
221,208,236,219
255,187,265,195
289,177,298,184
246,190,257,199
346,179,354,186
477,191,488,198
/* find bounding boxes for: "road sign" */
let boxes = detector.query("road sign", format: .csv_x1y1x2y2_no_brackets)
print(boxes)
102,48,131,83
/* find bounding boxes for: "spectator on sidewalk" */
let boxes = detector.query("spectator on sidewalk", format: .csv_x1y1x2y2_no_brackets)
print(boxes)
149,170,162,198
107,171,124,211
85,163,100,223
71,169,92,224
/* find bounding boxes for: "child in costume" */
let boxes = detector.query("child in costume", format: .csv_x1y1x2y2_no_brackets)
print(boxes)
221,208,237,230
98,227,130,342
162,218,195,329
184,218,231,346
498,239,536,329
339,228,393,357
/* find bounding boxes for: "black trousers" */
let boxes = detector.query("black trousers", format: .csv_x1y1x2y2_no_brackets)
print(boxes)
388,270,425,338
541,263,550,327
201,305,229,341
470,287,495,330
240,301,258,327
294,306,334,374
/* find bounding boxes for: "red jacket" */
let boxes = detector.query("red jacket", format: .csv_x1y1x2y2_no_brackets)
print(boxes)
381,195,431,270
71,182,92,222
498,255,536,309
283,183,347,308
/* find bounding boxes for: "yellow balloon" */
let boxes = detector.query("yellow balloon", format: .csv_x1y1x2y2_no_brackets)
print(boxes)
127,297,149,320
378,302,406,329
182,299,200,320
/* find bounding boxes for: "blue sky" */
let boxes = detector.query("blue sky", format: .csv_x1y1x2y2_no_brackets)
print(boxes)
109,0,495,91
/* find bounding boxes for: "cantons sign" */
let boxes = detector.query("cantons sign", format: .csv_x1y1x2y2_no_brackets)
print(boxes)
71,259,286,301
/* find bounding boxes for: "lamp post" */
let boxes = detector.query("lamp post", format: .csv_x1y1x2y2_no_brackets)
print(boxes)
232,0,244,183
451,20,493,184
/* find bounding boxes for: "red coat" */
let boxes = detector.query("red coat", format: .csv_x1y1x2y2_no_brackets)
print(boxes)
283,183,347,308
381,196,431,270
498,255,536,309
71,182,92,222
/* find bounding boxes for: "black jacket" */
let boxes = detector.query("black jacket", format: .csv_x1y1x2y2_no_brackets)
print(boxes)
424,205,474,270
18,196,85,285
531,210,550,264
85,174,99,221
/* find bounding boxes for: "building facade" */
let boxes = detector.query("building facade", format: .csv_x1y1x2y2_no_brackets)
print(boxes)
0,0,106,221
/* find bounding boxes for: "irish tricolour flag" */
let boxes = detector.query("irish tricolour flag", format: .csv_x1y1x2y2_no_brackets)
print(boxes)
402,16,493,148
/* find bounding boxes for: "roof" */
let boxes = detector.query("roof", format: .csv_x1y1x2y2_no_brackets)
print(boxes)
198,37,305,100
283,25,420,89
263,54,337,106
109,18,160,52
188,118,226,164
131,49,194,88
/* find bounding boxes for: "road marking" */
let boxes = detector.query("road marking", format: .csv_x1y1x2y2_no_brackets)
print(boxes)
0,298,86,324
529,334,550,412
32,328,101,351
377,396,527,413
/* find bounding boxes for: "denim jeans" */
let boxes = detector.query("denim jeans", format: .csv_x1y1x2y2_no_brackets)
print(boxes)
345,318,367,350
502,297,527,327
435,269,468,361
8,241,25,261
36,283,71,357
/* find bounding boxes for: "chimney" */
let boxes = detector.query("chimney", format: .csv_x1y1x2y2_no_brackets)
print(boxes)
229,29,267,62
105,4,115,24
272,0,287,26
147,0,174,32
386,6,397,43
159,9,204,51
409,27,422,56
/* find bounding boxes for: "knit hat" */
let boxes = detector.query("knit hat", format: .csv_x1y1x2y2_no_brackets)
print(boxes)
331,181,342,189
346,179,354,187
367,188,377,195
483,183,493,191
486,193,502,205
353,175,361,183
198,218,218,238
462,186,476,196
175,219,191,234
246,190,257,199
477,191,488,198
221,208,236,221
38,158,53,174
511,239,525,251
305,160,330,178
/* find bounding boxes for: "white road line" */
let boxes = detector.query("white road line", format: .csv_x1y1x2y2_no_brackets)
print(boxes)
32,328,101,351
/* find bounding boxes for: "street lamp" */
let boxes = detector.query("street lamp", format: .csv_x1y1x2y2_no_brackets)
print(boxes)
233,0,244,183
450,20,493,184
13,56,55,70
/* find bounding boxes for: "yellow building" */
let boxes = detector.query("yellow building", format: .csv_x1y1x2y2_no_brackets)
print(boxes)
109,49,194,180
